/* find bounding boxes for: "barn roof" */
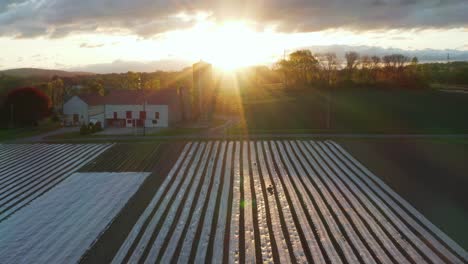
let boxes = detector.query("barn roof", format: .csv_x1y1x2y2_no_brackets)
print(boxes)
77,89,177,106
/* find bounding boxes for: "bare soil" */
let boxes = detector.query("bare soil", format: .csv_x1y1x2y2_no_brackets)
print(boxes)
79,142,186,263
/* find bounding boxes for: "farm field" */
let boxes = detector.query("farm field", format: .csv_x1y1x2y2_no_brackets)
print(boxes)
337,138,468,250
79,143,168,172
0,143,112,221
0,172,149,264
239,88,468,133
106,141,467,264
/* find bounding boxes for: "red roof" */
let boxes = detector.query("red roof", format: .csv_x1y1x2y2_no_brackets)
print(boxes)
78,89,177,106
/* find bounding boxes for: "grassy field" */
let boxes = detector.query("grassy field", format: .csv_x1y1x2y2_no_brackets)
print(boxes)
337,138,468,250
238,87,468,134
0,121,61,142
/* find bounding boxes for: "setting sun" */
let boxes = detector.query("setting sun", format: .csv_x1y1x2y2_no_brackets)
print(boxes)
163,20,278,71
198,22,262,71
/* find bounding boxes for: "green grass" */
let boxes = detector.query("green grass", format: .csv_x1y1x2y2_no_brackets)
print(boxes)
0,120,61,142
240,88,468,134
44,127,207,142
430,83,468,90
148,127,206,136
45,131,83,140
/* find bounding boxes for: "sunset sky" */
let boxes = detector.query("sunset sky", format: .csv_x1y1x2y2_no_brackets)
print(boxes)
1,0,467,72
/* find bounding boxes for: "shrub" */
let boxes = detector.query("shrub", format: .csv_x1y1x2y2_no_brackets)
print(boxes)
93,121,103,132
3,87,51,127
50,111,60,122
80,124,89,135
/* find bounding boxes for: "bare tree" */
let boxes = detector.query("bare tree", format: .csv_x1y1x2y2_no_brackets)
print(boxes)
345,51,360,80
318,52,338,87
371,56,381,82
371,56,381,68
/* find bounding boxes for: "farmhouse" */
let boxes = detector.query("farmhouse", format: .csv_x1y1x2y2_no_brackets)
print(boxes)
63,89,185,128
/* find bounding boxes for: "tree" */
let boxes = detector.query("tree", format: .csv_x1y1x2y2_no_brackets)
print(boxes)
318,53,338,87
382,54,410,79
371,56,381,82
359,55,372,82
275,49,319,87
143,77,161,90
3,87,51,127
345,51,360,80
83,79,105,96
275,59,294,87
124,71,141,90
47,76,64,112
289,50,319,84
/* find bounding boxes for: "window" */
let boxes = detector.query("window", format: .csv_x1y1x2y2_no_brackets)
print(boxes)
127,120,132,124
126,111,132,119
155,112,160,119
113,112,117,119
140,111,146,119
152,120,158,124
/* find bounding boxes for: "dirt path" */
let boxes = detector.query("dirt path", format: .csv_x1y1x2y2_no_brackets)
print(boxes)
27,133,468,143
15,127,79,143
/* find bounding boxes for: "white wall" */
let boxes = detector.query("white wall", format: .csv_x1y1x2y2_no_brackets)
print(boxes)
89,113,105,127
63,96,88,125
105,104,169,127
89,105,104,116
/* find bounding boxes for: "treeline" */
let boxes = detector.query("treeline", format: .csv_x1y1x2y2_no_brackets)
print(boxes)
414,61,468,85
0,68,194,112
274,50,429,89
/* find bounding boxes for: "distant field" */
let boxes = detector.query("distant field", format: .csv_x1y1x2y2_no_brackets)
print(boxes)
239,88,468,133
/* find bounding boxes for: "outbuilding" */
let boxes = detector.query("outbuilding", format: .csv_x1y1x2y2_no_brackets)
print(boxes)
63,89,184,128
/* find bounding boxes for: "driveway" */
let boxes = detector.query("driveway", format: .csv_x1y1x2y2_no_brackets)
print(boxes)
95,127,163,136
18,127,79,142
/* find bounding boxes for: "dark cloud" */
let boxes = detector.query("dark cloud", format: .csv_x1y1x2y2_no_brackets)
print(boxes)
0,0,467,38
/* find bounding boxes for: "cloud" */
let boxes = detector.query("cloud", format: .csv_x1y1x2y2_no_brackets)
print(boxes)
67,59,192,74
0,0,467,38
79,43,105,49
65,46,468,73
303,45,468,62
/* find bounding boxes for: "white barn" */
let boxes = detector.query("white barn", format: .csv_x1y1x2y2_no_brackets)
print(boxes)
63,89,183,128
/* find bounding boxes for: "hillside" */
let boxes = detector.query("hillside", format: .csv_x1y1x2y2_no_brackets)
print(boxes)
0,68,94,78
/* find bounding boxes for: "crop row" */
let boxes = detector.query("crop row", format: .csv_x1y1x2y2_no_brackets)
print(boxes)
0,172,149,264
80,143,164,172
111,141,467,264
0,143,112,221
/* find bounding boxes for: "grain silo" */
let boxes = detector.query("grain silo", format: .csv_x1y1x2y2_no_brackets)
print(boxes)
193,61,213,120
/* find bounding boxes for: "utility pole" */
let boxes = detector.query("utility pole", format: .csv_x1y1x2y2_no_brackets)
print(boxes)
10,104,14,128
139,75,145,136
327,88,332,130
283,49,288,88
